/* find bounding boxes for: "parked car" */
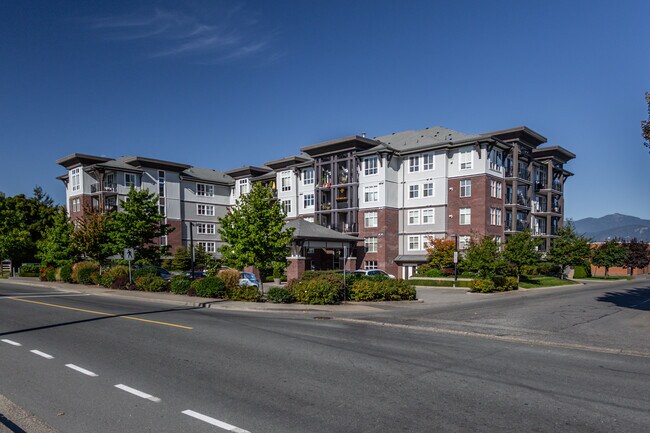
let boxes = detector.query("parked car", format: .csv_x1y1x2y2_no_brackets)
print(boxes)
183,271,207,280
134,266,173,280
240,272,260,289
352,269,396,279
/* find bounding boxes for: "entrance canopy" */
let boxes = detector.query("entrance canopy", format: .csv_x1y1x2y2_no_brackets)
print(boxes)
285,219,361,257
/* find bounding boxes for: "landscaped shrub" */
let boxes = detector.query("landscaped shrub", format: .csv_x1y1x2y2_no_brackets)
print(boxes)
170,275,191,295
217,268,241,291
227,285,262,302
573,265,591,278
45,267,57,282
99,266,129,288
300,270,344,283
133,267,158,279
290,274,342,304
491,276,519,291
470,278,497,293
60,264,73,283
191,276,225,298
266,286,295,303
349,279,416,301
72,262,100,285
19,264,40,277
538,262,559,277
407,279,473,288
135,275,168,292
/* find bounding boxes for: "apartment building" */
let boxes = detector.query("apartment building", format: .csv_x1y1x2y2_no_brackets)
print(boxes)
56,124,574,279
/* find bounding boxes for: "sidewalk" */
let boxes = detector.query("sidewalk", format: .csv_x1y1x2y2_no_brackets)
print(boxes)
0,394,60,433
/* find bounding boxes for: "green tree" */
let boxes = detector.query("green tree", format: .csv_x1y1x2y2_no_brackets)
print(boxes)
426,238,456,270
36,206,77,266
502,230,542,283
218,183,294,286
623,240,650,276
547,221,591,279
72,207,113,264
592,240,628,278
643,92,650,153
108,188,172,264
192,245,215,270
462,235,504,278
171,246,191,271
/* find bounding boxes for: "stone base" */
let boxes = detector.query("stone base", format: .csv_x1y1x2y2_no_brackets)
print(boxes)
286,256,306,282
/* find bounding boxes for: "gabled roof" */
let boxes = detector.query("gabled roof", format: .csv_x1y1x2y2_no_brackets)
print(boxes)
56,153,112,169
181,167,234,185
121,156,191,171
532,146,576,163
374,126,480,150
224,165,272,179
482,126,547,147
264,154,312,171
285,219,361,242
90,158,144,173
300,135,381,156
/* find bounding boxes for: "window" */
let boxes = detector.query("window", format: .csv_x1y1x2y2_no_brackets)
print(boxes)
160,235,167,247
125,173,136,188
409,184,419,199
490,180,502,198
197,223,216,235
490,208,502,226
238,178,249,195
197,204,215,216
409,156,419,172
282,199,292,214
364,185,378,202
460,179,471,197
422,209,434,224
459,149,473,170
158,170,165,197
494,236,502,245
281,171,292,192
303,168,314,185
459,235,471,250
159,198,166,216
364,260,378,270
303,193,314,208
422,235,432,250
489,149,503,171
364,157,378,176
364,237,378,253
198,242,216,253
408,210,420,225
423,182,434,197
197,183,215,197
364,211,378,228
408,235,420,251
105,173,114,187
460,208,471,225
423,153,434,171
71,168,80,192
72,198,81,212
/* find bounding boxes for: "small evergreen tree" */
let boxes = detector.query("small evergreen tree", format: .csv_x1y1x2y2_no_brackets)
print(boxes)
623,240,650,276
37,206,77,266
171,246,191,271
547,221,591,279
502,230,542,283
592,240,628,278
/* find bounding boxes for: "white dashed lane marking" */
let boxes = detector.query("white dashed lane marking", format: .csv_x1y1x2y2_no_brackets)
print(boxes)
182,410,250,433
1,339,21,346
66,364,98,377
114,384,161,402
30,350,54,359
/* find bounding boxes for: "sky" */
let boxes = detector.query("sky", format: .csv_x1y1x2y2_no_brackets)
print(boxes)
0,0,648,220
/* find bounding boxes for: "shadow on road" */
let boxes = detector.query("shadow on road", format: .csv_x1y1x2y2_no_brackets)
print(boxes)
0,306,202,337
596,286,650,311
0,413,27,433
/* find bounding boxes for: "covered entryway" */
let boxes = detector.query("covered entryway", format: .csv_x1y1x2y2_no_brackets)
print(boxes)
394,255,428,280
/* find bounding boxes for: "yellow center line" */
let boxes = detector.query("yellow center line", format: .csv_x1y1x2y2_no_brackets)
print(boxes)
9,297,193,330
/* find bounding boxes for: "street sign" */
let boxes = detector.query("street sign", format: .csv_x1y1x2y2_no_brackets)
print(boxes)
124,248,135,261
453,251,458,264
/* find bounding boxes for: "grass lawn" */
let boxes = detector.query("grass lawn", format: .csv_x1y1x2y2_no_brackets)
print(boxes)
409,279,473,288
577,276,632,281
519,275,579,289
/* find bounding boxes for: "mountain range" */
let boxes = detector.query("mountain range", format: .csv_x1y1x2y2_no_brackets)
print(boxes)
573,213,650,242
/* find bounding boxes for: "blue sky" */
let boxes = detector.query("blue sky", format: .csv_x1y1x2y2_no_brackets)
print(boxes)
1,0,648,220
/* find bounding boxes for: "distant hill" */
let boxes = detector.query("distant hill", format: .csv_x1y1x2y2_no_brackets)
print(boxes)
573,213,650,242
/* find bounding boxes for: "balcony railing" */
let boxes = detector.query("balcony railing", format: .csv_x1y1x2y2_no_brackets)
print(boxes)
90,183,118,193
517,168,531,181
551,205,562,214
505,194,513,205
333,222,358,233
532,228,547,236
516,220,529,231
534,181,546,191
517,195,530,207
532,201,547,212
551,180,562,191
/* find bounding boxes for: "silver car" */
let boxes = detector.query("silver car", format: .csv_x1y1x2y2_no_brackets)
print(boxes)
239,272,261,288
352,269,396,279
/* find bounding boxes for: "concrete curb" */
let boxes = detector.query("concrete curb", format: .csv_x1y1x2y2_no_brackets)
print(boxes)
0,394,61,433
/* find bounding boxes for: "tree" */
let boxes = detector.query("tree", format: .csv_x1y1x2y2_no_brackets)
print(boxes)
462,235,504,278
218,183,294,286
108,188,172,264
502,230,542,283
171,246,191,271
72,207,113,264
641,92,650,154
547,221,591,279
592,240,628,278
622,239,650,276
37,206,77,266
426,238,456,270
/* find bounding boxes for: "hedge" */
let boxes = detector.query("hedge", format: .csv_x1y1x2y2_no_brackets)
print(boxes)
170,275,191,295
191,276,225,298
227,285,262,302
349,279,416,301
19,264,40,277
135,275,168,292
266,286,295,303
408,279,473,288
289,274,343,304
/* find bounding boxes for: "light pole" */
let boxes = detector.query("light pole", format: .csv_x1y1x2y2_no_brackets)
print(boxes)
452,234,459,287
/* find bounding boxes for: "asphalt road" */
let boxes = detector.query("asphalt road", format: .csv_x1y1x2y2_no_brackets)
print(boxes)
0,278,648,433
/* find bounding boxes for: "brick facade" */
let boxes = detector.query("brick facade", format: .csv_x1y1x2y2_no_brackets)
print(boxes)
447,174,504,240
166,219,183,252
358,207,399,276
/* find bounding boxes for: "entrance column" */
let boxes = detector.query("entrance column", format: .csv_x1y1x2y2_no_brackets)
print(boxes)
286,256,306,282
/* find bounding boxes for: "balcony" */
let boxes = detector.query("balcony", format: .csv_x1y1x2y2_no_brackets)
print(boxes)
551,205,562,214
551,180,563,192
90,183,118,194
505,193,514,205
516,195,530,207
516,220,528,231
333,222,358,233
531,201,547,213
517,168,531,182
532,228,547,236
534,181,547,191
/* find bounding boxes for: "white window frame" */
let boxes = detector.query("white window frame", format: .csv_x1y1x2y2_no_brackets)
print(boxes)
489,149,503,171
72,198,81,212
196,183,215,197
407,235,421,251
238,178,249,195
460,208,471,225
364,260,378,270
125,173,136,188
364,211,378,228
422,235,432,250
409,156,420,173
364,237,378,253
198,241,216,253
197,204,215,216
460,179,471,197
409,184,419,199
422,153,434,171
423,182,434,198
490,208,502,226
422,208,434,224
490,179,503,198
281,171,292,192
459,149,473,170
302,168,314,185
71,168,81,192
364,185,378,203
197,223,216,235
303,193,315,209
364,157,378,176
459,235,471,250
282,199,292,214
408,209,420,225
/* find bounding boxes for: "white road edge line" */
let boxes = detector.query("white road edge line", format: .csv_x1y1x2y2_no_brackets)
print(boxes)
30,350,54,359
182,410,250,433
114,384,161,402
65,364,98,377
1,339,21,346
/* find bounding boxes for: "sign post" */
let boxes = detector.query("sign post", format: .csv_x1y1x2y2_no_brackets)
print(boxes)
453,251,458,287
124,248,135,283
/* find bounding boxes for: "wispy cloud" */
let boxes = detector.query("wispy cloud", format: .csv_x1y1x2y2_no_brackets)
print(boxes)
87,5,274,63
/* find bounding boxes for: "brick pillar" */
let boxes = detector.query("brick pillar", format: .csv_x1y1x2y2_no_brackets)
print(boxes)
286,257,306,282
344,256,357,272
